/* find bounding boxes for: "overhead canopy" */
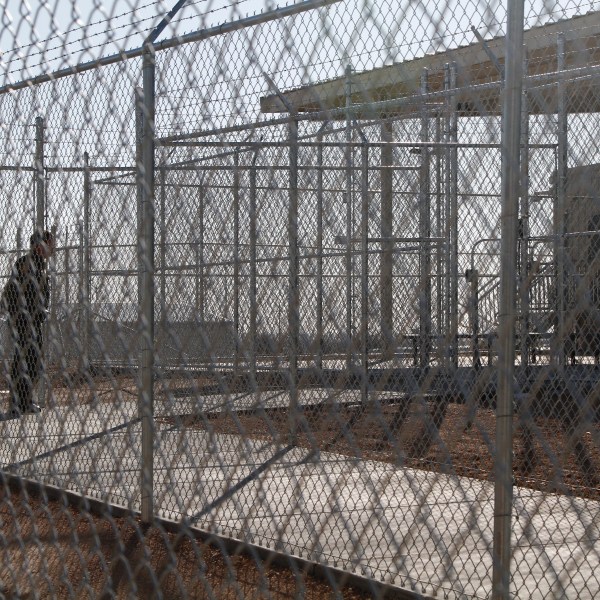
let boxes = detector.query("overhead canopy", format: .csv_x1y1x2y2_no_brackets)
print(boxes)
260,11,600,118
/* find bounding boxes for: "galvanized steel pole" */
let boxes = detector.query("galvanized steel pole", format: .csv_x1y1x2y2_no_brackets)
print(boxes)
83,152,92,363
345,64,354,368
316,128,324,370
35,117,45,234
380,120,394,358
233,150,240,369
419,69,431,368
520,50,530,369
139,45,156,524
556,33,567,367
288,116,300,438
360,142,369,405
250,151,258,379
493,0,525,597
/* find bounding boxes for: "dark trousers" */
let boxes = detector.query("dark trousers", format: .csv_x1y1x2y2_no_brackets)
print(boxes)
9,315,43,411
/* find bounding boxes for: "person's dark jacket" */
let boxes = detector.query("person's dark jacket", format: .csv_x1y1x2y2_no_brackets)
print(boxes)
2,253,49,325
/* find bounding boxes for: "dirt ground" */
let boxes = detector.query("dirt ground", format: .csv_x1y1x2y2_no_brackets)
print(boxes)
2,368,598,598
0,487,374,600
49,368,600,500
163,390,600,502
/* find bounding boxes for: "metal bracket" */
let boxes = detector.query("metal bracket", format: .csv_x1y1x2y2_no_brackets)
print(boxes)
471,26,504,80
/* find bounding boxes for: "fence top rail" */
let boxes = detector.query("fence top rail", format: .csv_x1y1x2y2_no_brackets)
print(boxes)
0,0,341,97
161,140,557,149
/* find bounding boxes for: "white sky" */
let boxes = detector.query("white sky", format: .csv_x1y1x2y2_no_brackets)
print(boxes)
1,0,600,87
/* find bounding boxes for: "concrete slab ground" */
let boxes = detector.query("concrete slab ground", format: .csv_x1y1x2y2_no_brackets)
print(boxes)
0,392,598,599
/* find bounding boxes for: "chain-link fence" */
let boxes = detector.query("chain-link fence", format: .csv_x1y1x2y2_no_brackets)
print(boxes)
0,0,599,598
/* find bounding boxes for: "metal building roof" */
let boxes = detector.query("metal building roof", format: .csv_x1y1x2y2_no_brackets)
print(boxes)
260,11,600,117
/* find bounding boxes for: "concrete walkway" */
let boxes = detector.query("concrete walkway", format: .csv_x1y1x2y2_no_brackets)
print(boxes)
0,393,598,600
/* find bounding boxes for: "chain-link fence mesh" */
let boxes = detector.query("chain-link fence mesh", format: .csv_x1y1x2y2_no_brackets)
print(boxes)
0,0,599,598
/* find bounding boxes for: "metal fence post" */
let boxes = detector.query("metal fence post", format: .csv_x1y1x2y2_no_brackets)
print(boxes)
380,119,394,358
289,117,300,437
316,126,324,370
360,141,369,405
35,116,45,234
233,150,240,369
520,49,530,368
555,33,567,367
249,150,258,379
419,69,431,368
139,44,156,525
83,152,91,364
159,165,166,331
345,63,353,368
494,0,525,597
444,63,458,367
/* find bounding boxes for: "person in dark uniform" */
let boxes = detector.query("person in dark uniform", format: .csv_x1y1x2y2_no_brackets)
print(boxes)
2,230,55,415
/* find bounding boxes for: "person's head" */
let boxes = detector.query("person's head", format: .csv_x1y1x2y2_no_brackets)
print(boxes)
30,229,55,260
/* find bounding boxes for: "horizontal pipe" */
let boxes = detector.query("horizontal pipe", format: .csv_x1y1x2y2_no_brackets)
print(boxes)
0,0,341,96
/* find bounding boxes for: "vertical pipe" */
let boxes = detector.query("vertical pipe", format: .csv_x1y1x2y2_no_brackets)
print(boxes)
419,69,431,368
196,176,204,321
520,50,530,369
449,63,459,367
249,151,258,379
200,180,205,323
233,150,240,368
467,268,480,369
35,116,45,234
380,119,394,358
135,87,144,315
139,47,156,524
443,65,450,346
345,64,353,368
360,142,369,405
555,33,567,367
493,1,525,598
159,165,166,331
65,228,70,308
83,152,91,363
289,117,300,437
444,63,457,366
435,115,443,345
78,222,84,349
316,128,324,370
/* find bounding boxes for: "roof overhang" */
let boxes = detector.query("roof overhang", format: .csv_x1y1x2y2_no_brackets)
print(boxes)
261,11,600,118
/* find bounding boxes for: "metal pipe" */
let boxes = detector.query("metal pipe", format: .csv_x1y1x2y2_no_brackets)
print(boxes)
493,0,525,597
233,150,240,368
83,152,91,363
466,268,481,369
520,49,530,368
435,114,443,342
380,119,394,357
449,63,459,368
65,228,70,309
160,165,167,330
200,179,205,323
555,33,568,367
139,47,156,525
249,151,258,379
35,116,45,233
360,142,369,405
345,63,354,368
419,69,432,368
0,0,342,97
316,127,324,370
288,116,300,439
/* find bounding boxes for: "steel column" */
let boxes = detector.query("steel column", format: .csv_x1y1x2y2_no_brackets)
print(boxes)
139,46,156,524
555,33,568,367
380,119,394,357
493,0,525,597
